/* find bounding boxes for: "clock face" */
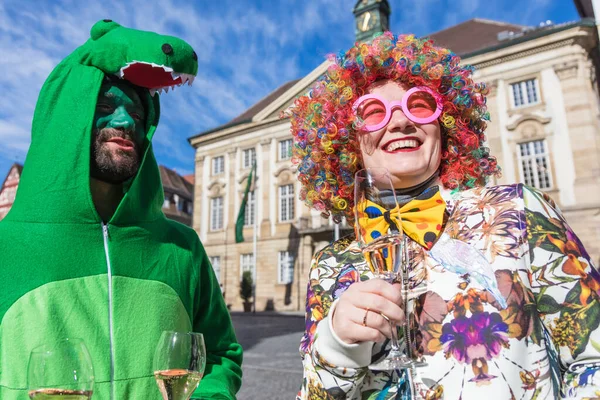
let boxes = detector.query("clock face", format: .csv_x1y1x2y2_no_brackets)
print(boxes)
357,11,376,32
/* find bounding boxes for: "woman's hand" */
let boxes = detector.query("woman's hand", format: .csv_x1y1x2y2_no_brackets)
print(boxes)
331,279,404,344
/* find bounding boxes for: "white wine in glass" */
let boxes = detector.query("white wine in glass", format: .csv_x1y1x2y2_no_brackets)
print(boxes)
153,331,206,400
354,167,426,370
27,338,94,400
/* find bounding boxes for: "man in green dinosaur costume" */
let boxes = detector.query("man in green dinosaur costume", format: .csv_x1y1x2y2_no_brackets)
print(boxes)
0,20,242,399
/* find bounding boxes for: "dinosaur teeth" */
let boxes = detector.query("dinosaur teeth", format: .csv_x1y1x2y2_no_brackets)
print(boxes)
117,61,195,93
173,72,196,86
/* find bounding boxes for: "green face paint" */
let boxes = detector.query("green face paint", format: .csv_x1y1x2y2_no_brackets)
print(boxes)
90,81,147,184
93,82,146,144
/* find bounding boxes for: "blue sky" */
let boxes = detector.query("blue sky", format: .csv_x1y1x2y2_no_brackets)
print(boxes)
0,0,580,179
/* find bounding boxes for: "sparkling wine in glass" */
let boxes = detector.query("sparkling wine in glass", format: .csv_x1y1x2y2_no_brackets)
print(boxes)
354,167,425,370
27,338,94,400
153,331,206,400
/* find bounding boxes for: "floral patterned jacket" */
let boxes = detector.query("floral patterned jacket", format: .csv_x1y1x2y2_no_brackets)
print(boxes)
298,184,600,400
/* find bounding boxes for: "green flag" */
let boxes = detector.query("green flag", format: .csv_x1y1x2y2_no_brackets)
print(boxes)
235,161,256,243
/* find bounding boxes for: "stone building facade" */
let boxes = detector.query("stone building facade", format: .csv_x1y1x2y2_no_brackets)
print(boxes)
189,5,600,311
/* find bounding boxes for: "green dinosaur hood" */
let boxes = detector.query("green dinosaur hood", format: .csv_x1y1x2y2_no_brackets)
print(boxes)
7,20,198,225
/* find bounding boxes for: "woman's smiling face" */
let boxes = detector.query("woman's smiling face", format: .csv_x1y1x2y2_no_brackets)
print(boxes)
357,79,442,189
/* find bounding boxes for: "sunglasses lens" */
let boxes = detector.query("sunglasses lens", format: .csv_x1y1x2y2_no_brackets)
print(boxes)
406,90,439,119
356,98,387,127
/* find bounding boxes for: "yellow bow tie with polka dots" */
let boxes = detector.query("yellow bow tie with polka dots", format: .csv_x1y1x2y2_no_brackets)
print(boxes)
356,189,446,250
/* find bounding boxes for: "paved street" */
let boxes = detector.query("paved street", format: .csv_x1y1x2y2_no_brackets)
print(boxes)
231,312,305,400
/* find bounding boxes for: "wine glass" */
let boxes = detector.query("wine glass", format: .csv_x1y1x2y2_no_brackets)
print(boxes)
354,167,426,370
27,338,94,399
153,331,206,400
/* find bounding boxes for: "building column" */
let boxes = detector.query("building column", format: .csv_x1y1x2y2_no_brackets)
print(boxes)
495,79,517,184
541,67,577,206
297,234,314,311
225,149,237,235
268,138,277,237
224,148,237,309
554,59,600,204
195,154,207,242
258,139,271,238
254,139,271,311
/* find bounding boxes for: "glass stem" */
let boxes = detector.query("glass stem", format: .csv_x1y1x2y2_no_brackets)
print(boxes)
389,320,402,355
401,236,411,358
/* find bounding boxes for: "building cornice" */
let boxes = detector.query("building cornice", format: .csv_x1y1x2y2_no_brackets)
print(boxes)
554,60,580,80
190,117,289,149
464,26,595,69
507,115,552,131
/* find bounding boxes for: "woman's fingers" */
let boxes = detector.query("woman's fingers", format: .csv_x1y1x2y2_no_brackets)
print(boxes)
348,324,388,343
349,292,404,324
351,307,396,339
355,279,403,306
331,278,405,344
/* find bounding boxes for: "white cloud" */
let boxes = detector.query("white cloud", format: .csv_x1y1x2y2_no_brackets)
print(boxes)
0,119,31,160
0,0,300,171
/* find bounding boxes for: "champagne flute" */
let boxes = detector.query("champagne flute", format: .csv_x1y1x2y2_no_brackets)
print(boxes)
153,331,206,400
354,167,425,370
27,338,94,400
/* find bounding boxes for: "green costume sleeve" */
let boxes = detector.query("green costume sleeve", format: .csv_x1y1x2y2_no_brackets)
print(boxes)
191,245,243,399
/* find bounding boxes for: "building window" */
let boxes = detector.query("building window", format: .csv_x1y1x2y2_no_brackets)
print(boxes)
210,197,224,231
510,79,539,108
279,184,295,222
177,199,192,215
240,253,255,279
279,139,292,160
243,191,255,227
278,251,294,284
162,195,171,209
212,156,224,175
517,140,552,190
242,148,256,169
209,256,221,282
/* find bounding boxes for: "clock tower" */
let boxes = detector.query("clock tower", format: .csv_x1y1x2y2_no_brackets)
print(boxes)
353,0,391,43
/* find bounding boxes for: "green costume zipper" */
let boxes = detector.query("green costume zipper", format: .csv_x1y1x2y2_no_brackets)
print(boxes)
102,223,116,400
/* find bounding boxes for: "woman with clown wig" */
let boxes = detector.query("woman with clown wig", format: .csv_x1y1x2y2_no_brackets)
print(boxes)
286,32,600,399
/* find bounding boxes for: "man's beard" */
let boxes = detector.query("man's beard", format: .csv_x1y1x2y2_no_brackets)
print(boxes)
90,127,142,184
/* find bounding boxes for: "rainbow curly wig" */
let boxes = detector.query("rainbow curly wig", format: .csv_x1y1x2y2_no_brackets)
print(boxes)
285,32,500,222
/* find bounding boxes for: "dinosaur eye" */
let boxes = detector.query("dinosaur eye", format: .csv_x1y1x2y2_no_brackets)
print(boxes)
192,51,198,61
103,19,112,22
162,43,173,55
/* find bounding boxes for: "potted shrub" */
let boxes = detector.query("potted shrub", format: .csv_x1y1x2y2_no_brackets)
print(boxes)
240,271,254,312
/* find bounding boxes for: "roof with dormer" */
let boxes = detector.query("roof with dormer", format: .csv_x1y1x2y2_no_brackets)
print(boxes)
159,165,194,201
